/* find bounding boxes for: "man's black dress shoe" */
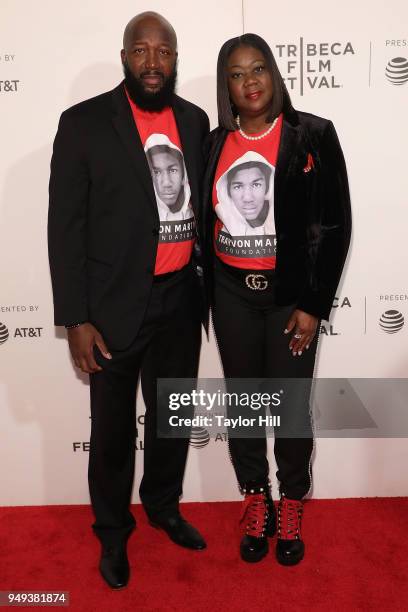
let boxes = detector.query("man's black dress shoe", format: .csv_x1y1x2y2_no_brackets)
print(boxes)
99,545,130,589
149,513,206,550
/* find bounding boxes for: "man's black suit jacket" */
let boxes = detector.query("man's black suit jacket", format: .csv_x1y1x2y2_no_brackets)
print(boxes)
48,82,210,350
200,108,352,321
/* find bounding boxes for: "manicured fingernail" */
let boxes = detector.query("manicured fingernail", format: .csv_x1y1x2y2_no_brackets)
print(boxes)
105,352,112,359
306,345,310,350
293,351,297,356
298,351,302,356
284,329,289,334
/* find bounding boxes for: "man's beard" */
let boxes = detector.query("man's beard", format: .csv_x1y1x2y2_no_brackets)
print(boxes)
122,60,177,111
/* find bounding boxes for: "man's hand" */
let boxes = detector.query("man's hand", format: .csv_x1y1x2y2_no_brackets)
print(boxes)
67,323,112,373
284,309,319,357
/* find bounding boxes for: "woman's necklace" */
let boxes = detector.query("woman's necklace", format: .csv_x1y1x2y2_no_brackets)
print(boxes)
236,115,278,141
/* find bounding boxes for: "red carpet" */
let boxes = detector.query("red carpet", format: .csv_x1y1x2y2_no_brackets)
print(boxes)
1,499,407,611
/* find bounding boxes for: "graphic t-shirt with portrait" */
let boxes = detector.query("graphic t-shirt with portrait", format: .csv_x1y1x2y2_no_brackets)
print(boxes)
127,92,195,275
212,115,283,270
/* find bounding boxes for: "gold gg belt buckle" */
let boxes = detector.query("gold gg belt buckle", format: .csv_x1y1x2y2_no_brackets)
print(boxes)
245,273,268,291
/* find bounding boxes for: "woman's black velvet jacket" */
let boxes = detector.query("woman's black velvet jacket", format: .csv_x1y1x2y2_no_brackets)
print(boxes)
199,108,352,323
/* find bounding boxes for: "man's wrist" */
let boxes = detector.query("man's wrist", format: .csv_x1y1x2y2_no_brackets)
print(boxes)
65,321,87,329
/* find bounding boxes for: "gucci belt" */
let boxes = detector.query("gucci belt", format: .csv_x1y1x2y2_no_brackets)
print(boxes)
245,273,268,291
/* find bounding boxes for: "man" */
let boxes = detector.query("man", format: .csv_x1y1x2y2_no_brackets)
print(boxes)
48,12,210,589
145,135,193,220
227,162,270,226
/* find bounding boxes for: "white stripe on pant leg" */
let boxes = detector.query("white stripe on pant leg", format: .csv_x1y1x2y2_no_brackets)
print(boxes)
305,329,321,499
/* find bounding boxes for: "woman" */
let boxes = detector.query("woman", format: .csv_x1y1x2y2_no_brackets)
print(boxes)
201,34,351,565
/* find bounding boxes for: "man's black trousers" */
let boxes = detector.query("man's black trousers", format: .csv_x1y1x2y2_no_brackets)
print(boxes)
212,261,319,500
89,265,201,547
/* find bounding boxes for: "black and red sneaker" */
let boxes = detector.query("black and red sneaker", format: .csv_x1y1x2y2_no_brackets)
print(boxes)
239,483,276,563
276,495,304,566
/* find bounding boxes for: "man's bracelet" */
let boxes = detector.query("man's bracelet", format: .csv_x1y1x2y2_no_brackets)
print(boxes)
65,322,87,329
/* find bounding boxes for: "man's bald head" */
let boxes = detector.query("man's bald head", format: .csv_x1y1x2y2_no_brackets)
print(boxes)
123,11,177,52
120,11,178,111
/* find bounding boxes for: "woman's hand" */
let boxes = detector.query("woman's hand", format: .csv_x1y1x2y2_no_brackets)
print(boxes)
284,309,319,356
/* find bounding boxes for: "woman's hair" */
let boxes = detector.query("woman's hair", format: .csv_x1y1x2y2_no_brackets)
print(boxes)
217,33,293,131
226,161,272,196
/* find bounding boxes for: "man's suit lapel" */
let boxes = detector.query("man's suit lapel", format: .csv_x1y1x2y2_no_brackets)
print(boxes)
173,97,200,219
110,84,157,215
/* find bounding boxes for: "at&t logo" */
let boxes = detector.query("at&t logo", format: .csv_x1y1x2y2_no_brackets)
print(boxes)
14,327,43,338
0,322,43,343
0,322,9,344
0,80,19,92
385,57,408,85
189,427,210,449
379,310,404,334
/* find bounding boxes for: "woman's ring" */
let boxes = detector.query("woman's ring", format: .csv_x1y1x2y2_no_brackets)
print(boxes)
294,333,303,339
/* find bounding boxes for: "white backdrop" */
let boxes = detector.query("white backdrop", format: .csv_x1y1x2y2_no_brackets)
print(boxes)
1,0,407,506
